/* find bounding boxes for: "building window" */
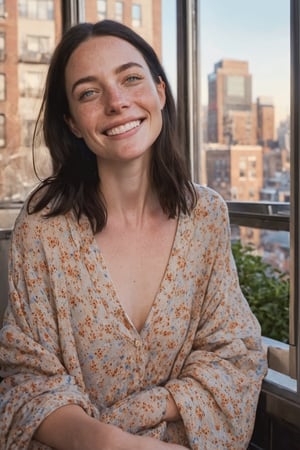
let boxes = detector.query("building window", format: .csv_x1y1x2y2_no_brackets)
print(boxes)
132,4,142,27
115,1,124,22
227,75,245,98
0,114,5,147
22,35,50,63
97,0,107,20
23,120,36,147
248,156,257,178
0,32,5,61
239,158,247,178
22,71,44,98
18,0,54,20
0,0,5,18
0,74,5,101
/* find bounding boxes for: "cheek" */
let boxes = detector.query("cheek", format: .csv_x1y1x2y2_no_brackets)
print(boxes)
69,106,98,132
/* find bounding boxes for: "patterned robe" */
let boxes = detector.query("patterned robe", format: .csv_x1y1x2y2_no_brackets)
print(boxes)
0,185,267,449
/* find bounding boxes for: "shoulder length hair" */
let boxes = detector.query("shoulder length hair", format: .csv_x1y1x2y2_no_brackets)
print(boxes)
28,20,197,232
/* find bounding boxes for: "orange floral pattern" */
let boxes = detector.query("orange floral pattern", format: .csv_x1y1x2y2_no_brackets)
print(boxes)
0,185,267,449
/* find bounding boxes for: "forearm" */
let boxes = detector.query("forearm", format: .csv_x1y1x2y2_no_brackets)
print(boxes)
34,404,122,450
34,404,188,450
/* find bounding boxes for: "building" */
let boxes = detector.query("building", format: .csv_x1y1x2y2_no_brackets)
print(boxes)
257,96,275,147
205,142,263,202
207,59,256,145
0,0,162,201
205,142,263,246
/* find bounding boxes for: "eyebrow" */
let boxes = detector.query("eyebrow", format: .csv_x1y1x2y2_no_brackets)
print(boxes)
71,61,144,94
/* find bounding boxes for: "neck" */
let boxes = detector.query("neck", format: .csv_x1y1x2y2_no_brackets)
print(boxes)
98,161,160,228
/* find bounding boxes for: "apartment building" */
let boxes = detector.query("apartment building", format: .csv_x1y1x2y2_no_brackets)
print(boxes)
207,59,256,145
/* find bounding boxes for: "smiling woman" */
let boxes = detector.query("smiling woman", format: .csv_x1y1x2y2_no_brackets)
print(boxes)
0,19,267,450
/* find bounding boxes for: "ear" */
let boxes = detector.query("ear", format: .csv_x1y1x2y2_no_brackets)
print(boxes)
64,114,82,138
157,76,166,110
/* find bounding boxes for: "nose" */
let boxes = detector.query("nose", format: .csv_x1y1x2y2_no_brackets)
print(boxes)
104,85,129,115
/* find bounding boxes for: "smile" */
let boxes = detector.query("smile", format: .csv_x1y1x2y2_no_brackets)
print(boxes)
105,120,141,136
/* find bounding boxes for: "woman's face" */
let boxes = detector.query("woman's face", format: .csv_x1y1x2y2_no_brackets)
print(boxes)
64,35,166,167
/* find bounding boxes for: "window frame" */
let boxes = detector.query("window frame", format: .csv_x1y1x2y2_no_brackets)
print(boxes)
176,0,300,402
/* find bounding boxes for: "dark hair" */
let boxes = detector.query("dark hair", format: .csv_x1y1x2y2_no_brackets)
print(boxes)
28,20,197,232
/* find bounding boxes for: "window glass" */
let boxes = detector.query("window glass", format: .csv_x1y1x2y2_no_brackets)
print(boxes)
132,4,141,27
0,113,5,147
97,0,107,20
201,0,290,347
201,0,290,249
0,0,4,17
0,73,5,100
0,32,5,60
201,1,290,198
115,1,124,22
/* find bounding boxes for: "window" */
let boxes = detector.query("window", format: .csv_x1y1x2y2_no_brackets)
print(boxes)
132,4,142,28
0,73,5,101
201,1,290,285
0,0,5,18
18,0,54,20
227,75,245,97
23,119,36,147
97,0,106,20
21,71,44,98
115,1,124,22
0,33,5,61
248,156,257,178
0,114,5,147
239,158,247,178
22,35,51,63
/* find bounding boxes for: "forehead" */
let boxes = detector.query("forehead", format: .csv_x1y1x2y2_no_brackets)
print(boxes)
66,35,149,75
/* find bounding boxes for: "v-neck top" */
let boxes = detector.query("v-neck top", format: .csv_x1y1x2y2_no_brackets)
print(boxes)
0,184,267,450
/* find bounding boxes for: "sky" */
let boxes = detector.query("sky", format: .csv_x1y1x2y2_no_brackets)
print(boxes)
162,0,290,126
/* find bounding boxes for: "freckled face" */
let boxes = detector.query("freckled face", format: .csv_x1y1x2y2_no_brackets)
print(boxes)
64,35,166,166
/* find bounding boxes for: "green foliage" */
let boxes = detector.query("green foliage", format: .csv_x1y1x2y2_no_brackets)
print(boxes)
231,240,289,343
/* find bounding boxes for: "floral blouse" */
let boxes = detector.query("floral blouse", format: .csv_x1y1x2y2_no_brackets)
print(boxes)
0,185,267,450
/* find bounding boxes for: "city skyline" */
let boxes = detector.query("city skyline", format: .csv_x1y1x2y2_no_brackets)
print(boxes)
162,0,290,128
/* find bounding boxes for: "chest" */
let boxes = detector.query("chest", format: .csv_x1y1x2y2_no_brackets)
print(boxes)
94,217,178,332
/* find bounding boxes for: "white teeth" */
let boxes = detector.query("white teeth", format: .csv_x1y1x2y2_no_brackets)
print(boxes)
106,120,141,136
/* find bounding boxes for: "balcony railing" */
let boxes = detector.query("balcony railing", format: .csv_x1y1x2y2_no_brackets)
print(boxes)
227,201,290,231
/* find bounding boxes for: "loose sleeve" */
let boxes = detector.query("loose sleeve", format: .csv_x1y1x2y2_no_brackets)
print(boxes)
165,195,268,449
0,208,98,450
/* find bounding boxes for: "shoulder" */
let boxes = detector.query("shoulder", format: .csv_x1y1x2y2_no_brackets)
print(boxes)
192,184,228,218
12,195,77,251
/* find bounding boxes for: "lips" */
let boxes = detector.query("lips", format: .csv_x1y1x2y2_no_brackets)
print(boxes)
105,120,141,136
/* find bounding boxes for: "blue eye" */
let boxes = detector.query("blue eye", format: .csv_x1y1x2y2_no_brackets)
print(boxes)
79,89,96,100
126,75,142,82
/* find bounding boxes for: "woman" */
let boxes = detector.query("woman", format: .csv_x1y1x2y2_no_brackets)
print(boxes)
0,20,267,450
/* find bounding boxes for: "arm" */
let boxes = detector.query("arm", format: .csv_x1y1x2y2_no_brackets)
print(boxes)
34,404,188,450
0,208,98,448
